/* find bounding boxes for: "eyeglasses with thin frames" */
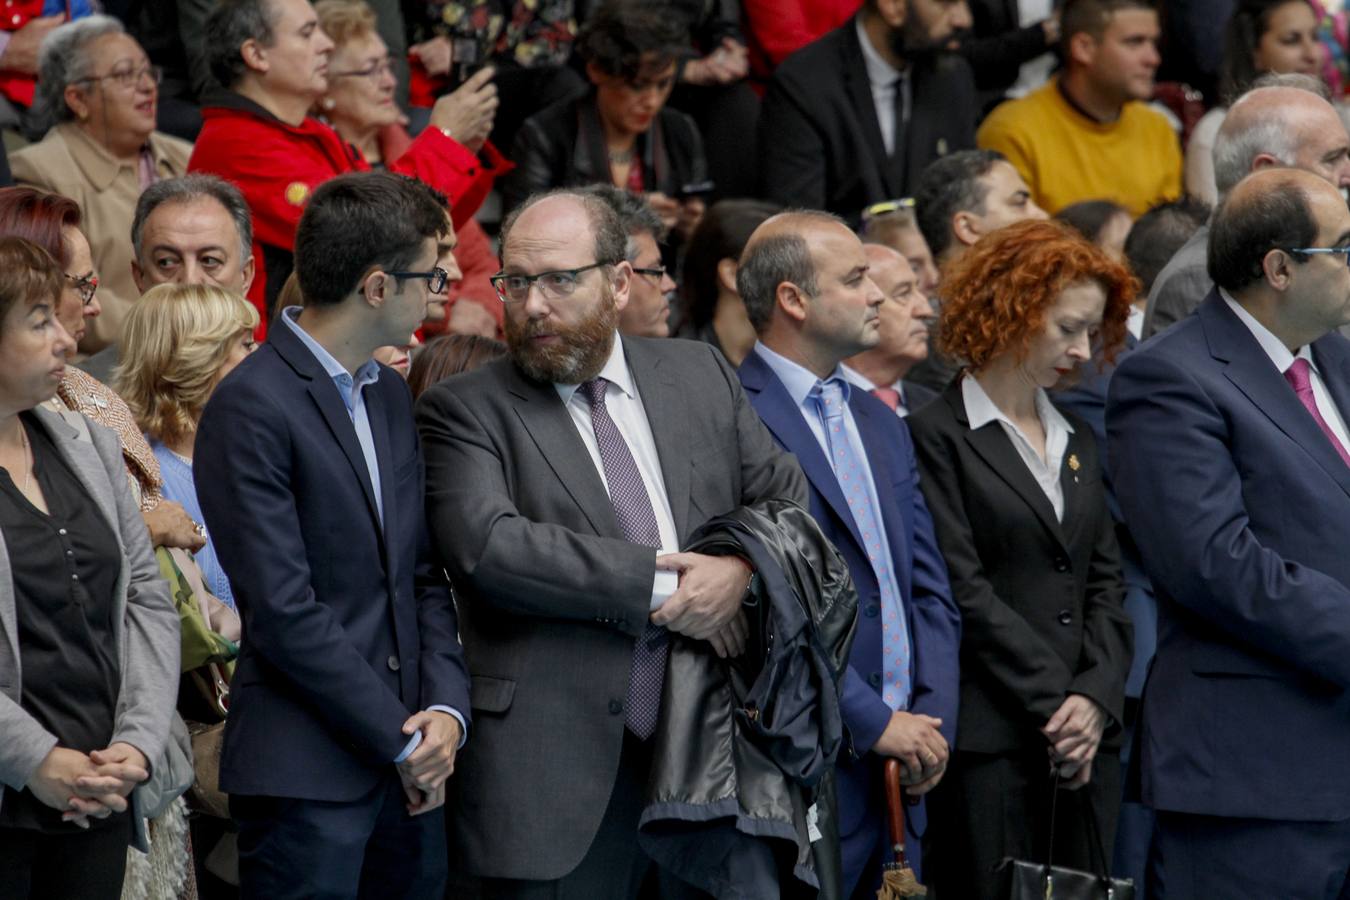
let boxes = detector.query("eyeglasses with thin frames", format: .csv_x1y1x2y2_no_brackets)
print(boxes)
386,267,450,294
1285,246,1350,267
79,64,162,91
489,261,612,304
329,56,396,82
64,272,99,306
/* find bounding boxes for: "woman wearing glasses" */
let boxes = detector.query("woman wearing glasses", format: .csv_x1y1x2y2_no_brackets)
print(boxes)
313,0,504,338
10,16,190,358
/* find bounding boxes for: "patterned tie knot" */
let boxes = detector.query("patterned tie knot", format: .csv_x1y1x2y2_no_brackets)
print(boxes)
579,377,609,409
814,378,849,421
1285,358,1313,394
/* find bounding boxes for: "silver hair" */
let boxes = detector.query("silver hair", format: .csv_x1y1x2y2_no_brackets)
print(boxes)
1213,75,1336,199
34,15,127,131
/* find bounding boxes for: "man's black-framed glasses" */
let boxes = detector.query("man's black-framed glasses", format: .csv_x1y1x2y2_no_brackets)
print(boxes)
1285,246,1350,267
65,271,99,306
490,261,612,304
632,263,667,282
387,267,450,293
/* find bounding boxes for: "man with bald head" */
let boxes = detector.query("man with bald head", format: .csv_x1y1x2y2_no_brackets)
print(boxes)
415,189,806,897
1143,74,1350,337
1108,168,1350,895
843,243,938,416
737,211,960,895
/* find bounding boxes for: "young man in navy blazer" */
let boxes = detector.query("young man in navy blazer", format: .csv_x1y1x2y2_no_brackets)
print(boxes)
1108,168,1350,897
736,210,961,896
196,172,470,900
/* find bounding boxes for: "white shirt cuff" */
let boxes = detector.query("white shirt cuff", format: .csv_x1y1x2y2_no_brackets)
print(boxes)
392,706,469,762
650,569,679,611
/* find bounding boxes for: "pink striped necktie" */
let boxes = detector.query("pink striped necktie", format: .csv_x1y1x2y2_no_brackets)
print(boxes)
1284,358,1350,468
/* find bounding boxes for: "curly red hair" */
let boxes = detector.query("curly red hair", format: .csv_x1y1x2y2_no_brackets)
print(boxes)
938,219,1138,369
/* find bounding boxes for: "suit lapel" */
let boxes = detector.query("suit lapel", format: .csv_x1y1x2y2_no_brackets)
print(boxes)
308,379,384,530
506,364,621,539
1056,426,1089,547
850,395,913,582
366,381,396,551
740,352,868,554
841,24,891,187
1202,293,1350,501
625,339,691,540
951,388,1069,550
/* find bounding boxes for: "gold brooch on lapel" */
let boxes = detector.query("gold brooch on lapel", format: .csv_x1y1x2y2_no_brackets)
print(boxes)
1068,453,1080,483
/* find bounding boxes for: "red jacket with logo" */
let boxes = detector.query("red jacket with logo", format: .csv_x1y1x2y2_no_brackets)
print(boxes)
188,93,508,333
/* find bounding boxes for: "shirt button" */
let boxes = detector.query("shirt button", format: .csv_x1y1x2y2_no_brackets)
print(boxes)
386,655,400,671
868,672,882,688
58,528,67,536
608,698,624,715
1057,610,1073,626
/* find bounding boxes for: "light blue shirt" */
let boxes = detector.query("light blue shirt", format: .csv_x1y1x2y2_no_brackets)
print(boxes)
754,342,911,706
281,307,384,528
280,307,465,759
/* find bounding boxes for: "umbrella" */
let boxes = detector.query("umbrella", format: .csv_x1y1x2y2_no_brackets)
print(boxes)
877,758,926,898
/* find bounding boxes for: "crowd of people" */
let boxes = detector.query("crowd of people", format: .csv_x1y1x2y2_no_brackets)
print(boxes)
0,0,1348,899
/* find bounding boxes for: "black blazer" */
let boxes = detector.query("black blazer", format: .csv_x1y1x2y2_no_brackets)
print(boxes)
502,91,708,215
756,16,977,221
907,380,1132,755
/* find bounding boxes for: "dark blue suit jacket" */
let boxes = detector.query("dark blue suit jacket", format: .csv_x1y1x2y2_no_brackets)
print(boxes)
1107,290,1350,821
739,349,960,889
196,317,470,802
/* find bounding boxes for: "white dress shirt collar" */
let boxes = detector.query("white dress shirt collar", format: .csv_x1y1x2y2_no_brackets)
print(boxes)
754,341,849,406
856,14,903,88
962,373,1074,521
554,332,636,402
1219,288,1322,375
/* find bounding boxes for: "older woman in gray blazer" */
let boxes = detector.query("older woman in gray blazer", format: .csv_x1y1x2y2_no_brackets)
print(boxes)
0,236,179,900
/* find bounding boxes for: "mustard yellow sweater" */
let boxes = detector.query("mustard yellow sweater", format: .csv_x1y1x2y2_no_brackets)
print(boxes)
976,77,1182,218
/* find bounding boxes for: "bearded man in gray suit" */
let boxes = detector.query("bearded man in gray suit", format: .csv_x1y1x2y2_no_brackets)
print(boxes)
416,189,807,898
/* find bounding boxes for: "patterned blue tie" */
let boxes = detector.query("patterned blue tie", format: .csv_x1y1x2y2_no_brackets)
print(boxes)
579,377,668,739
813,379,911,709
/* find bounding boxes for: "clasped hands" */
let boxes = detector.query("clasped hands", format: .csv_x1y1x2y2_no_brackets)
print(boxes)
29,742,149,829
653,552,752,659
1042,693,1107,790
875,711,948,796
396,710,462,816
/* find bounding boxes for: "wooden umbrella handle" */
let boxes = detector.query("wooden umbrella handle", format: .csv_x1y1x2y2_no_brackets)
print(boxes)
884,758,906,849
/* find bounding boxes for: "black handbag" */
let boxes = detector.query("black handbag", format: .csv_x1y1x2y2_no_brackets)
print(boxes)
996,773,1135,900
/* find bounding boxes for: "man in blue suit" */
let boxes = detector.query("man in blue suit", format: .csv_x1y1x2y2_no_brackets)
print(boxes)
196,172,471,900
1108,167,1350,898
736,210,961,896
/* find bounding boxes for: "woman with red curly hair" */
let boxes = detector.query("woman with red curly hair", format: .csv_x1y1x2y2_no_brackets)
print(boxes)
906,219,1136,899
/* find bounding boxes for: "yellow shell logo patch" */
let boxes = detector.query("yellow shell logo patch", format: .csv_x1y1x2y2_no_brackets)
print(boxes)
285,182,311,207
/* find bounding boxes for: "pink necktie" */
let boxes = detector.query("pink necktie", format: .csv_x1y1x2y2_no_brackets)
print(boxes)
871,386,903,413
1284,358,1350,468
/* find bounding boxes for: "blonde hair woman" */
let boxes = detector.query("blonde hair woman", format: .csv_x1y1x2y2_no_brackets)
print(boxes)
115,284,257,608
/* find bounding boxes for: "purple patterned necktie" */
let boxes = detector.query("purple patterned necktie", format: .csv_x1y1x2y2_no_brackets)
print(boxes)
578,377,668,739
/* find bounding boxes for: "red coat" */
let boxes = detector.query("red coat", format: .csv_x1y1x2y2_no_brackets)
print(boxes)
0,0,47,107
188,93,509,332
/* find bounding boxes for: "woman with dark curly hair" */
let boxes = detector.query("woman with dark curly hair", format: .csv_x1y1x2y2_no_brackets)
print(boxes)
906,219,1136,900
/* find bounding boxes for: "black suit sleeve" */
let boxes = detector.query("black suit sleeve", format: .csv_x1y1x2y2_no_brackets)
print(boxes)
910,414,1076,726
756,71,828,211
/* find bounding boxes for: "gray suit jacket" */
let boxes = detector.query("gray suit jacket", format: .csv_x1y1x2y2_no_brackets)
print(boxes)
0,408,179,821
415,336,808,881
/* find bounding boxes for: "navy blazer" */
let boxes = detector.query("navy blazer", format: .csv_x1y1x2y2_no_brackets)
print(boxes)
196,318,470,802
739,349,960,887
1107,290,1350,821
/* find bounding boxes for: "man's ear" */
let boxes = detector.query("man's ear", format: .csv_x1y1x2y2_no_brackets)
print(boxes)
952,210,982,248
1067,30,1097,70
241,256,256,295
240,38,268,76
776,281,810,324
1249,152,1283,174
1261,248,1296,292
361,269,389,308
716,257,739,294
130,259,147,294
610,260,633,311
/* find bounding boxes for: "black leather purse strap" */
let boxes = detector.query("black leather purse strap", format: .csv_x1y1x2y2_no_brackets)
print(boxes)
1045,771,1112,878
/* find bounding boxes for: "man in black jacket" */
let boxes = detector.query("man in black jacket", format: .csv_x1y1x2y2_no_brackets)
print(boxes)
756,0,978,221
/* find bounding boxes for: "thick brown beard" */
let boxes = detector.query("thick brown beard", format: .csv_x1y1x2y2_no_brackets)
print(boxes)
505,284,620,384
